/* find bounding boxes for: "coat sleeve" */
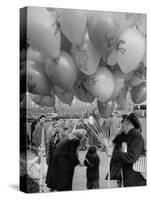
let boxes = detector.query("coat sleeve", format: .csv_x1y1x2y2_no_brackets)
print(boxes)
46,137,54,164
112,134,144,165
84,156,100,168
84,159,89,167
70,139,80,166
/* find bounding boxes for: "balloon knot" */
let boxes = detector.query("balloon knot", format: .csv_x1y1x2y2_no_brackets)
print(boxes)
52,58,58,64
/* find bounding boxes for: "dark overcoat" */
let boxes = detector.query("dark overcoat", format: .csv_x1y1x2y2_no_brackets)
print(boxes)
46,137,80,191
84,153,100,181
111,128,146,187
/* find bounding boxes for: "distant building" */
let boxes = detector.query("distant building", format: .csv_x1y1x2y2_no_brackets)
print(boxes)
133,102,146,117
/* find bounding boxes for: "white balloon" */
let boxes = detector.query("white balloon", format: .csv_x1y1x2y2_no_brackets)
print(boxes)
30,90,55,107
71,32,101,75
27,7,61,59
88,116,94,125
60,9,87,45
117,28,145,73
112,68,124,96
84,67,115,102
27,47,46,64
86,10,96,21
115,12,138,34
55,86,74,105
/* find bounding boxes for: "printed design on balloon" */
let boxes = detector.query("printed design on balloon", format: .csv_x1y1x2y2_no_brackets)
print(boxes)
52,17,61,35
116,40,126,54
71,47,89,72
83,76,98,87
27,75,36,92
104,32,118,48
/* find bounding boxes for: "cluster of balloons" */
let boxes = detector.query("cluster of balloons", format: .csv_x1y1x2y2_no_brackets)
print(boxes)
20,7,146,114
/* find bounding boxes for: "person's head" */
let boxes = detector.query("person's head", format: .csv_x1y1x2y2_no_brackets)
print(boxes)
39,115,46,126
121,113,141,134
52,122,59,132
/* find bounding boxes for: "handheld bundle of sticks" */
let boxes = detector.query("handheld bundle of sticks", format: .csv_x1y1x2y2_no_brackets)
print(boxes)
83,111,109,147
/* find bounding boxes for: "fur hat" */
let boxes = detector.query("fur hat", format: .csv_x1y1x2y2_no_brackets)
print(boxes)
126,113,141,129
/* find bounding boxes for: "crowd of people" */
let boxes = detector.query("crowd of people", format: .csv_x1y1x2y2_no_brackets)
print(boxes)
27,112,146,192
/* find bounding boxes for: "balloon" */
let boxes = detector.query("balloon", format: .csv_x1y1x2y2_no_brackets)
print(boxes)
45,51,77,91
27,7,61,59
86,10,96,21
124,71,134,86
27,60,52,95
130,82,146,104
60,31,72,53
136,14,146,36
111,66,124,97
97,100,115,118
55,86,74,105
73,77,95,103
30,91,55,107
47,8,62,18
59,9,87,45
27,47,46,64
83,67,115,102
88,12,119,59
71,32,101,75
21,92,36,109
115,87,128,110
129,61,146,87
117,28,145,73
114,12,139,34
106,49,118,65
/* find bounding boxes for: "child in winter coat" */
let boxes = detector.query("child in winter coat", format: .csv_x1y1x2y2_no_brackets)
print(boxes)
84,145,100,189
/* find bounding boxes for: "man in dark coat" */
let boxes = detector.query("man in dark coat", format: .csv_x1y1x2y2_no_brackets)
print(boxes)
106,113,146,187
46,131,83,191
106,115,127,186
46,124,62,165
32,115,47,154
